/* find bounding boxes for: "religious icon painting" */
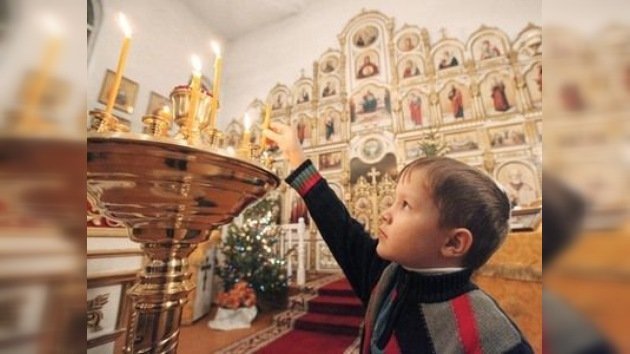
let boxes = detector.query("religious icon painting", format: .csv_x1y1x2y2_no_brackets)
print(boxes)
295,85,311,105
360,138,384,163
271,92,288,110
146,91,169,115
434,47,463,71
353,25,379,48
356,51,380,79
480,74,517,115
495,161,540,208
525,63,542,107
289,194,309,225
404,140,423,160
474,36,504,61
320,56,339,74
444,131,480,153
319,151,343,171
488,124,527,148
397,33,420,52
293,115,312,147
320,110,341,143
398,57,423,80
20,70,70,113
439,82,472,122
98,69,139,114
349,85,391,124
321,79,338,98
402,90,430,130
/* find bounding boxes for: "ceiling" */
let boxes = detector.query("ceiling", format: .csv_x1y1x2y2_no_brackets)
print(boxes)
182,0,309,41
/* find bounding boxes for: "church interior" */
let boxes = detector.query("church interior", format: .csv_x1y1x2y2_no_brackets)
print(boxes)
84,0,544,352
3,0,630,353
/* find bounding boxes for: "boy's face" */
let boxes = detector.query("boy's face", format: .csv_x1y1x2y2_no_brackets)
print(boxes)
377,168,451,268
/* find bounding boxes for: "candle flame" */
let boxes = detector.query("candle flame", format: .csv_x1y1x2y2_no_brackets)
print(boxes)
117,13,132,38
41,14,63,37
211,41,222,57
244,113,251,130
191,54,202,74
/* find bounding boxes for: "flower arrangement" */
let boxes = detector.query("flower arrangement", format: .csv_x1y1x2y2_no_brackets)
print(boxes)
216,281,257,309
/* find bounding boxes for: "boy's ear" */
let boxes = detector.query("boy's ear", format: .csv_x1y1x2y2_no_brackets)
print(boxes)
441,228,473,259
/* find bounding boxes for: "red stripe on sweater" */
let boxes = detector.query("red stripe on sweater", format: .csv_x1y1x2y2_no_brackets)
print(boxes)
299,173,321,196
384,334,401,353
452,294,483,354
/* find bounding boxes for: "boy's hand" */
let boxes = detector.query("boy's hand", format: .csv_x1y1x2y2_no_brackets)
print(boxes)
262,122,306,169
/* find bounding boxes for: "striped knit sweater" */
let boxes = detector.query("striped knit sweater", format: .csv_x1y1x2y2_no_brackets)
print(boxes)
286,160,533,354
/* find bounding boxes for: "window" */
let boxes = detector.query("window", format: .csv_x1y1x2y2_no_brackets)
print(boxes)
87,0,101,62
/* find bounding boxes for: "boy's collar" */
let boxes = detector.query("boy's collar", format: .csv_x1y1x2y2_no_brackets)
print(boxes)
401,266,465,275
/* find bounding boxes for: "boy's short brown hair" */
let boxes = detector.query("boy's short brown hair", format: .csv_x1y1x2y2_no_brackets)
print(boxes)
399,157,511,269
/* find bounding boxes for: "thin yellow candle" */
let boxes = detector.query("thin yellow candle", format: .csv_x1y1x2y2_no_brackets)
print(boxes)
105,13,132,115
188,54,202,123
26,15,63,110
261,104,271,148
209,41,222,129
241,113,251,149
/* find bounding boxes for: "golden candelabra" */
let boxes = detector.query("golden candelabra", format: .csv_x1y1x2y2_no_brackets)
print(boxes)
88,82,277,354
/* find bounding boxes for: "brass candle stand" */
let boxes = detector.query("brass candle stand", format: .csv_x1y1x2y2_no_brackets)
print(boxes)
88,83,277,354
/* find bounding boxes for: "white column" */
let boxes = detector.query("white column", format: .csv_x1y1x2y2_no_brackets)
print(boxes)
287,225,293,282
297,217,306,287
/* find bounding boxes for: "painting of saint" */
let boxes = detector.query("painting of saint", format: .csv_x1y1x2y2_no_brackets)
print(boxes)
296,88,310,104
289,197,309,224
445,133,479,153
479,39,501,60
398,35,417,52
361,90,378,113
357,55,379,79
408,94,423,126
322,81,337,98
438,50,459,70
296,116,307,145
271,94,285,110
324,114,335,141
402,60,420,79
448,85,464,118
353,26,378,48
319,152,342,171
490,127,526,148
361,138,383,161
491,80,511,112
497,165,538,208
321,58,337,73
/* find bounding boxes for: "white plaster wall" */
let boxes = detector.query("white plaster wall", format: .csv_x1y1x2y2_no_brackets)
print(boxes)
87,0,224,132
220,0,541,128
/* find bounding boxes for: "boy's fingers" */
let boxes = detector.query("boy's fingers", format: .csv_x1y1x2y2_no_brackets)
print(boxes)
262,128,281,142
269,121,288,132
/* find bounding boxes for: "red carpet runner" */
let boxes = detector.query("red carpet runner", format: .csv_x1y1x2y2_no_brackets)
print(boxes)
255,278,364,354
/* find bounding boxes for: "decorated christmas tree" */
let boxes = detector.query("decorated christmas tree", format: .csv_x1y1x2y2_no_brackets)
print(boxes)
216,194,288,310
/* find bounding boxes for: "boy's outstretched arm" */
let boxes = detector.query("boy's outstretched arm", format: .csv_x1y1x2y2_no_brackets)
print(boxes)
263,123,388,303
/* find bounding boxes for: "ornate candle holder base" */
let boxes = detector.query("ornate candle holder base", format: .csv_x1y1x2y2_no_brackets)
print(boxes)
88,133,279,354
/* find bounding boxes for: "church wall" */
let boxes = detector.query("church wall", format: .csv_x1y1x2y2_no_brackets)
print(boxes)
220,0,541,127
87,0,224,132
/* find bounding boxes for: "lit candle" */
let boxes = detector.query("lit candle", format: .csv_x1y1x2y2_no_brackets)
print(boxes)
105,13,132,115
241,113,251,148
208,41,222,129
261,104,271,148
188,54,202,123
26,15,63,111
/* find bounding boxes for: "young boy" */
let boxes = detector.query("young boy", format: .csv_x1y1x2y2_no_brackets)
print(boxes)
263,123,533,353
